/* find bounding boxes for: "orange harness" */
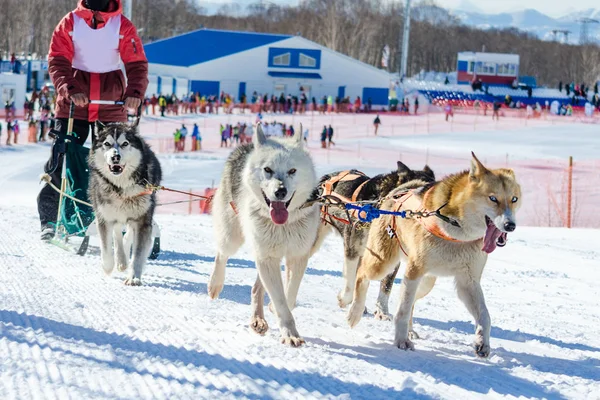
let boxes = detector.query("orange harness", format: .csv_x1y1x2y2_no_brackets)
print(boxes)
388,188,473,256
319,170,370,225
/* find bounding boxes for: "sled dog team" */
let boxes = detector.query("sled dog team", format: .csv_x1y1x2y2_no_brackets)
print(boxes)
92,122,521,357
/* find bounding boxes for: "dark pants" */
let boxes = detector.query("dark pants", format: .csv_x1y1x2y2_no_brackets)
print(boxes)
39,121,46,141
37,119,93,230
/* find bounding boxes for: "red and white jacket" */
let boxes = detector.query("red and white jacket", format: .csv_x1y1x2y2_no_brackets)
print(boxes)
48,0,148,122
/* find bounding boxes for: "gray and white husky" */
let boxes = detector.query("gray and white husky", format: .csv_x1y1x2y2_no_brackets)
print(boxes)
208,124,320,347
88,123,162,286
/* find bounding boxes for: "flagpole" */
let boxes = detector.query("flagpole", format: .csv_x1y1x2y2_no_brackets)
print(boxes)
400,0,412,80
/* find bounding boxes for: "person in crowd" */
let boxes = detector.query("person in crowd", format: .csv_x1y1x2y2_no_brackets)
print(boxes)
327,125,335,147
159,95,167,117
492,101,501,121
179,124,188,152
444,103,453,122
12,120,20,144
233,123,240,145
373,114,381,135
320,125,327,148
39,107,49,142
191,123,201,151
354,96,361,113
5,120,13,146
173,127,181,152
150,94,158,115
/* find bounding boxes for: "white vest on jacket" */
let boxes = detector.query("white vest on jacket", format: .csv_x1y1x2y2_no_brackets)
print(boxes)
71,13,122,73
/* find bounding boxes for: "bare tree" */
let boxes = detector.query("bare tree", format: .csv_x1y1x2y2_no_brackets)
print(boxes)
2,0,598,87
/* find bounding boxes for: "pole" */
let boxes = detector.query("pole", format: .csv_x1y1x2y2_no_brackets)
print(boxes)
124,0,133,20
400,0,412,80
567,156,573,228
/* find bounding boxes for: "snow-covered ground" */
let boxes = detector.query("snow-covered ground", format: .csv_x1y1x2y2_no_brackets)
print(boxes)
1,115,599,399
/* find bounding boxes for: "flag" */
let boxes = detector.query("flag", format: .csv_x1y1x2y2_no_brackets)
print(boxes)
381,45,390,68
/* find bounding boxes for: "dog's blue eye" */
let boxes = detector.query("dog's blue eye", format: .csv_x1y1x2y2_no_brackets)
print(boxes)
103,142,111,147
489,196,498,203
264,167,273,174
288,168,297,175
512,196,518,203
121,142,129,147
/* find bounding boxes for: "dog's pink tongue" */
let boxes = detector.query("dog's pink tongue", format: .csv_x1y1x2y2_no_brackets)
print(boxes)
270,201,289,225
482,223,503,254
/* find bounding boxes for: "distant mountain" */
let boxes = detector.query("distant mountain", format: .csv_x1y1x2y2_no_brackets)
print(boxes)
557,8,600,22
450,8,600,44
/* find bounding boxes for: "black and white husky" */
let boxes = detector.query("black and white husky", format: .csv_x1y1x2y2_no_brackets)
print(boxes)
208,124,320,347
88,123,162,286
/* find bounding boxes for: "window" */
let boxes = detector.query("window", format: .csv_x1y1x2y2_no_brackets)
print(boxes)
273,53,291,66
468,61,475,73
497,63,517,76
299,53,317,68
474,62,496,75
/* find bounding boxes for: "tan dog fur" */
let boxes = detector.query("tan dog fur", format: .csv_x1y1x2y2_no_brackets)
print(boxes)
347,153,522,357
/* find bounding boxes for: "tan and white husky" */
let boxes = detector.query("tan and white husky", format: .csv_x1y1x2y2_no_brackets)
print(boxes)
347,153,522,357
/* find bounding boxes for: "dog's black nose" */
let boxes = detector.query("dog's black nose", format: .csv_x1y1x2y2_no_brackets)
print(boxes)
504,221,516,232
112,154,121,163
275,187,287,200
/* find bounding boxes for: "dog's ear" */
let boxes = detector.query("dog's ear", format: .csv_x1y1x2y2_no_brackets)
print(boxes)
470,152,488,181
95,120,106,133
293,123,303,145
423,165,435,180
128,124,140,136
254,123,267,147
498,168,515,179
397,161,411,175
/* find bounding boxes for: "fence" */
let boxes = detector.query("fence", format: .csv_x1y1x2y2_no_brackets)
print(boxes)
154,150,600,229
139,112,600,229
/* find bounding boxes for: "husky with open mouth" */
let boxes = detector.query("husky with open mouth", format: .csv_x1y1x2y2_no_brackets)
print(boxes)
208,123,320,347
88,123,162,286
346,153,522,358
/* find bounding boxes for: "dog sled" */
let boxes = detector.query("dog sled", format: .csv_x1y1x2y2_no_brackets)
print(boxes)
44,100,161,259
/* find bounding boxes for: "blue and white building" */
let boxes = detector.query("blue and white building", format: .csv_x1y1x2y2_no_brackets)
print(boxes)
144,29,391,106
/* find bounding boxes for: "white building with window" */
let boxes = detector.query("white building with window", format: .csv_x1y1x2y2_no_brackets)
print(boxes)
456,52,520,86
144,28,392,106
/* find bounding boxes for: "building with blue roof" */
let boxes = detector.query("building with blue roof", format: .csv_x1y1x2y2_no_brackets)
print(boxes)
144,28,392,106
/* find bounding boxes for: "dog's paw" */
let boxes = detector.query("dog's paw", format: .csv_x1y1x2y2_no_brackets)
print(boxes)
373,309,392,321
474,340,490,358
347,303,364,328
207,282,223,300
394,338,415,351
250,317,269,336
281,335,305,347
124,277,142,286
408,330,420,340
337,290,353,308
